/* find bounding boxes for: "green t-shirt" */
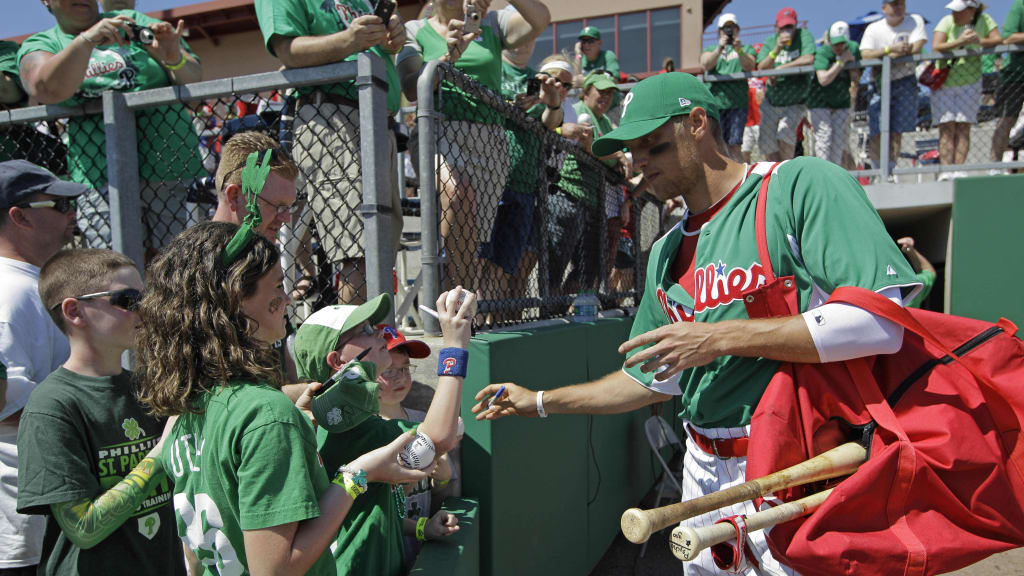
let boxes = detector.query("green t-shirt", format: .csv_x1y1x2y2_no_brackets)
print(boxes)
162,381,335,576
581,50,620,79
16,368,185,576
934,13,998,87
757,28,816,107
1004,0,1024,81
0,40,25,106
317,416,417,576
702,44,755,110
623,159,921,428
558,100,614,205
808,41,861,110
402,11,512,124
499,60,536,100
17,10,204,189
501,61,542,196
254,0,402,113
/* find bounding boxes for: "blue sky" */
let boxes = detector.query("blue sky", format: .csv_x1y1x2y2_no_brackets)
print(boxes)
3,0,1019,40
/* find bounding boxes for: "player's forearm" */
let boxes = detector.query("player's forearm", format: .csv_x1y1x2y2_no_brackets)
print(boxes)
418,375,462,454
51,456,166,549
274,32,361,69
713,315,820,364
545,370,668,416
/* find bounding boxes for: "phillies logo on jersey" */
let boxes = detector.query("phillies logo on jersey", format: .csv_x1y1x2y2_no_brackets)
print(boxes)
656,287,694,324
694,261,766,313
442,357,457,374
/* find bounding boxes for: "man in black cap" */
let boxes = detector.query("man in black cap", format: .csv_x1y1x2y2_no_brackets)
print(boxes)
0,160,85,575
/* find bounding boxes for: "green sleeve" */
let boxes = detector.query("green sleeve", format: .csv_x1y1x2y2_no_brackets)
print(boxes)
1004,0,1023,36
0,42,20,77
978,13,998,39
757,35,777,62
813,45,831,71
16,410,97,514
799,29,816,56
906,269,936,308
621,238,671,386
603,50,620,78
254,0,312,56
237,420,323,530
851,41,861,60
16,30,60,69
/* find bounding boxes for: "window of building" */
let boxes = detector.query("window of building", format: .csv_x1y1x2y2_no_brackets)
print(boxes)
650,7,681,72
555,20,583,57
617,12,648,76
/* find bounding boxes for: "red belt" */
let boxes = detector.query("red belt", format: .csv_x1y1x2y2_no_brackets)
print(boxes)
687,425,749,458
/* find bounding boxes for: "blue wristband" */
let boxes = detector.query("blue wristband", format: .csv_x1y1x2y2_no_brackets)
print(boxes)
438,347,469,378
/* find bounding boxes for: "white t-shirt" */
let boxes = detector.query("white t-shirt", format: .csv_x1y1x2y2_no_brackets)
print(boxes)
860,14,928,80
0,256,70,568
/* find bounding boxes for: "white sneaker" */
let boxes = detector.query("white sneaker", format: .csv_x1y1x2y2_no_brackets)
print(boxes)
938,172,951,182
989,168,1008,176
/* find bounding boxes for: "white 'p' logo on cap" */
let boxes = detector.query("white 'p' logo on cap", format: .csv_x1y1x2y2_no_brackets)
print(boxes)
621,92,635,117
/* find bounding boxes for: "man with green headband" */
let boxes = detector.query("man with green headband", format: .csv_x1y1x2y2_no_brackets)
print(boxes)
293,288,473,576
472,73,921,574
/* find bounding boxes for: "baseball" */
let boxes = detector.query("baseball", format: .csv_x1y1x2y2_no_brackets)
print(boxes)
398,431,436,470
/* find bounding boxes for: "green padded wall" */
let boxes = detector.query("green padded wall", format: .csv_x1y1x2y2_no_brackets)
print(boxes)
409,497,479,576
951,175,1024,327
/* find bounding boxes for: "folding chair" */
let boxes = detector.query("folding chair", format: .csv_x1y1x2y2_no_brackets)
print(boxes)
641,415,685,556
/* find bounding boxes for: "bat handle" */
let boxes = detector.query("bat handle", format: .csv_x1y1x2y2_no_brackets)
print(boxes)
670,523,736,561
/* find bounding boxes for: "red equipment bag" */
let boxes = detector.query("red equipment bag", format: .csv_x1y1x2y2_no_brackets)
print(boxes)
741,163,1024,575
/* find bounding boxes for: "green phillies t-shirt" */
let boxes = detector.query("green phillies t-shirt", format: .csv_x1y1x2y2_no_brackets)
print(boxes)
1004,0,1024,82
702,44,756,110
499,60,536,100
254,0,402,113
317,416,417,576
0,41,25,106
501,61,542,196
808,40,861,110
402,11,512,124
163,381,335,576
557,100,614,206
934,13,998,87
17,10,204,189
623,159,921,428
16,368,185,576
757,28,816,107
582,50,620,79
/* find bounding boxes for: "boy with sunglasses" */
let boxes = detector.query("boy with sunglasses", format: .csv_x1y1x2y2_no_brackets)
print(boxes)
15,248,187,576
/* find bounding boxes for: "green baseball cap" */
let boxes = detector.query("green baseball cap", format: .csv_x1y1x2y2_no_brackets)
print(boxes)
310,360,380,434
293,293,392,384
592,72,720,157
579,26,601,40
583,71,617,91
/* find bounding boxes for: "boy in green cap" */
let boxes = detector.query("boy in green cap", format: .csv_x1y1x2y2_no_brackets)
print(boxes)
472,72,921,575
293,289,474,576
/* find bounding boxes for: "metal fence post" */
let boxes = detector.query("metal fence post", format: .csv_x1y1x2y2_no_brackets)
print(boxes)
102,91,144,270
357,52,395,324
879,55,892,181
416,61,442,335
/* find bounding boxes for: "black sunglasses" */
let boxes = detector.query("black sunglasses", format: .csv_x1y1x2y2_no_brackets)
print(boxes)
15,197,78,214
52,288,144,312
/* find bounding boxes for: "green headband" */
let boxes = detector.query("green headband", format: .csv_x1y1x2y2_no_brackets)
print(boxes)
220,150,273,267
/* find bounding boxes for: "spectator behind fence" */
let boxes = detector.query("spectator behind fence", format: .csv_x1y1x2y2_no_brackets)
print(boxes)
742,74,765,163
896,236,936,308
993,0,1024,166
399,0,550,297
137,222,430,576
0,42,26,108
701,13,756,161
17,249,187,576
859,0,927,175
0,160,80,575
574,26,619,87
809,21,861,168
18,3,203,254
757,7,816,161
254,0,406,306
932,0,1002,180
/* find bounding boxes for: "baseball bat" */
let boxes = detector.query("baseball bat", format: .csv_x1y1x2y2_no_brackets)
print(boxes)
620,441,865,544
669,488,833,561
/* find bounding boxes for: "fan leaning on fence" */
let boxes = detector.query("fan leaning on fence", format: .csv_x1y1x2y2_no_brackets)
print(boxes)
17,1,203,254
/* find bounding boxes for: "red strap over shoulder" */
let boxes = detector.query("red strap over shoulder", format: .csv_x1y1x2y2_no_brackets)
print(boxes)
754,162,783,282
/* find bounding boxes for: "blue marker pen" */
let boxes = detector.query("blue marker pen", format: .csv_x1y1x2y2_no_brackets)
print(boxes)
486,385,507,410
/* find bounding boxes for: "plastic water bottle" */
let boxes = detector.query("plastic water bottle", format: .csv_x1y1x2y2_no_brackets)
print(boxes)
571,290,601,323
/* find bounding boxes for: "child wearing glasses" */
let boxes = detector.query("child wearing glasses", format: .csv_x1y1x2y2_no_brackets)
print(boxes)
16,248,187,575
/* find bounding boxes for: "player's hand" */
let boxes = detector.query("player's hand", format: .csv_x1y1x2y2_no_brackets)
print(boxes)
437,286,476,350
471,382,536,420
346,14,389,52
425,510,460,539
350,430,435,484
81,15,134,47
444,20,478,62
380,13,406,54
619,322,723,380
294,381,322,425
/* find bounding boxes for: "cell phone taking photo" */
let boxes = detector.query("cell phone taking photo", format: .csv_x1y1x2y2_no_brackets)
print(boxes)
463,3,481,35
374,0,396,24
526,77,541,97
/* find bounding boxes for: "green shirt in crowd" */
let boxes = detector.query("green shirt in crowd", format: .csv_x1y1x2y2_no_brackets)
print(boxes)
934,12,998,87
17,10,204,189
16,368,185,576
581,50,620,79
0,41,26,107
317,417,418,576
254,0,403,113
701,44,756,110
623,159,921,428
1004,0,1024,82
500,60,543,197
402,11,513,124
558,100,615,206
808,40,861,110
757,28,816,107
163,382,336,576
907,269,936,309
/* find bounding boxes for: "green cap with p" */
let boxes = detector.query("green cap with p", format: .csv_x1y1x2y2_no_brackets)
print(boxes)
592,72,720,157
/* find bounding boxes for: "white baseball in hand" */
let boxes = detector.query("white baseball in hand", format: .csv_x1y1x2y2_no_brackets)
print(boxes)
398,431,436,470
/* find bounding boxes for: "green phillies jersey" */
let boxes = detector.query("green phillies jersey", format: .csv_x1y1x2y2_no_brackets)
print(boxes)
934,13,998,87
402,11,512,124
0,40,25,106
1004,0,1024,82
317,416,417,576
808,40,861,110
623,159,921,428
557,100,614,206
18,10,203,189
757,28,816,107
701,44,756,110
163,381,335,576
16,368,185,576
582,50,620,79
254,0,402,113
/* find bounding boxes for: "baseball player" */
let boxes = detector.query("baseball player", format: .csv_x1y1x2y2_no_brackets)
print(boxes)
472,72,922,575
